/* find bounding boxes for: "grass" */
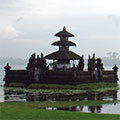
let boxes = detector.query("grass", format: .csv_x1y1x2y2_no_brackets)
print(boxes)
1,100,117,108
0,102,120,120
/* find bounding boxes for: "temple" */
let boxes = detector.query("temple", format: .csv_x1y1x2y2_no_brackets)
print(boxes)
3,27,119,86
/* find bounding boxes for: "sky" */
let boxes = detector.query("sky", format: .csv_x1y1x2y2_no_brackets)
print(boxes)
0,0,120,59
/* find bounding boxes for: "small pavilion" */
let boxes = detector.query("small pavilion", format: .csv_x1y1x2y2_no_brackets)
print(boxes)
45,27,81,69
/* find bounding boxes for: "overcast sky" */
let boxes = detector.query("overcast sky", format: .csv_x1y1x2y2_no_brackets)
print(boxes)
0,0,120,59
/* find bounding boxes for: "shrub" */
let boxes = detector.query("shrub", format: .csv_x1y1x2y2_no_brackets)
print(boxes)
9,82,27,88
28,83,75,89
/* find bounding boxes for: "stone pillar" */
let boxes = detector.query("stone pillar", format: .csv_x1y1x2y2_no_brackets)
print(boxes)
4,63,11,86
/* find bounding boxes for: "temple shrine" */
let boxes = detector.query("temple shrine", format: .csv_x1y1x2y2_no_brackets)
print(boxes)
3,27,119,86
45,27,80,69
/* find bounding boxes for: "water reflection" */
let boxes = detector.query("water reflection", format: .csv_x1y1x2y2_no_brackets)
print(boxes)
5,94,26,102
88,106,102,113
25,90,118,101
52,106,103,113
0,87,120,114
0,87,4,102
46,103,120,114
4,90,118,102
2,87,120,102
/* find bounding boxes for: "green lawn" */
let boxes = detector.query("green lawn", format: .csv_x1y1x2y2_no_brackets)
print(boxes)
0,102,120,120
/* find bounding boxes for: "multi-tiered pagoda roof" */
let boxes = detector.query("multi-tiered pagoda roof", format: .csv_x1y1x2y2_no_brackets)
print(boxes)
45,27,80,60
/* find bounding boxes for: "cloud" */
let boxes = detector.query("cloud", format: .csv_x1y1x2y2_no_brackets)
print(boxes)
108,15,120,28
20,0,120,17
0,21,22,42
16,17,23,22
1,0,120,58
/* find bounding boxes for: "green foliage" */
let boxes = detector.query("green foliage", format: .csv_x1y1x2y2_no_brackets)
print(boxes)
0,102,120,120
76,82,118,90
5,82,118,96
7,82,118,90
28,83,75,89
28,82,118,90
9,82,27,88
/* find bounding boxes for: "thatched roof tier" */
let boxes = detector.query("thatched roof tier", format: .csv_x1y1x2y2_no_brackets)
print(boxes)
45,51,80,60
52,40,76,46
55,27,74,37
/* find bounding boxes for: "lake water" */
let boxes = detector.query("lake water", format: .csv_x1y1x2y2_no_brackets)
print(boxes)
0,65,120,114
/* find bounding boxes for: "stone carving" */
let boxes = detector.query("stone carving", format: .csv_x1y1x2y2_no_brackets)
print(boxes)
96,58,104,71
26,53,36,70
88,54,96,72
87,54,104,81
96,58,104,81
26,53,47,81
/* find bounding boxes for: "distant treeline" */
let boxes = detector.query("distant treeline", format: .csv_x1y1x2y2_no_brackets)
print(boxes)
85,52,120,66
0,57,28,65
102,57,120,66
102,52,120,66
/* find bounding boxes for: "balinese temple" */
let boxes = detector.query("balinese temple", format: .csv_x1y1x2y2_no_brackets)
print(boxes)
45,27,80,69
3,27,119,86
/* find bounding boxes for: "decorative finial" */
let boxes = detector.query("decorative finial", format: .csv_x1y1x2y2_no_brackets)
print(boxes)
4,63,11,71
41,53,44,58
63,26,66,31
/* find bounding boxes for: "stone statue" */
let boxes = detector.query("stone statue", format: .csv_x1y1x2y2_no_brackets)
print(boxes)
112,64,119,72
88,54,96,72
112,64,119,80
41,53,44,58
4,63,11,71
77,55,84,71
96,58,104,71
96,58,104,81
36,53,47,73
26,53,36,70
88,54,96,81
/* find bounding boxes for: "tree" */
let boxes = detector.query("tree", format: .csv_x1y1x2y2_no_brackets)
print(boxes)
103,52,120,66
106,52,119,59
